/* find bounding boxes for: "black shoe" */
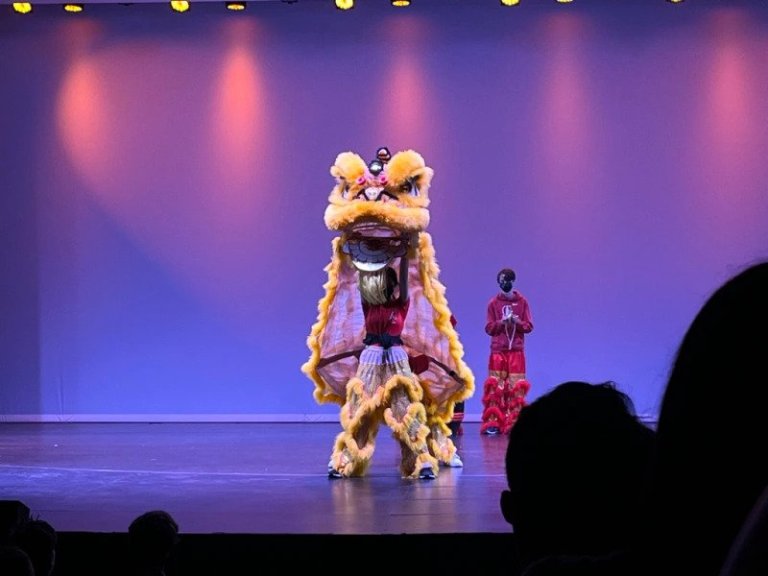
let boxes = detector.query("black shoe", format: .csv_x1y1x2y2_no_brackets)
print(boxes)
328,468,343,479
418,466,436,480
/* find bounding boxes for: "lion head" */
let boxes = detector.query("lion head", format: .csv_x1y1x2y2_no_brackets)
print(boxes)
324,147,433,272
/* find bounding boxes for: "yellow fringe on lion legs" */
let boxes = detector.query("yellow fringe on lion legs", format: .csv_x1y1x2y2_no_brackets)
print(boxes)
329,375,385,477
330,428,376,478
424,400,458,465
382,375,438,479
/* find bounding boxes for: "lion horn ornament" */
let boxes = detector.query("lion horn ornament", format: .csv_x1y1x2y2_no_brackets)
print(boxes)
302,147,475,462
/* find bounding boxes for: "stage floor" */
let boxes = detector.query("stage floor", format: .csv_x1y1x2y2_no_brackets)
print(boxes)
0,421,512,536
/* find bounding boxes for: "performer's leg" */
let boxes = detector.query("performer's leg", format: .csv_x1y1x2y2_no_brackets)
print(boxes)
500,351,530,434
425,407,462,468
410,356,463,465
384,379,438,479
501,376,531,434
448,401,465,437
481,353,507,434
329,376,382,478
442,402,464,466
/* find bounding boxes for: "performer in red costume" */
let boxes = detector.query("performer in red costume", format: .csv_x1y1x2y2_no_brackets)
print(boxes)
480,267,534,435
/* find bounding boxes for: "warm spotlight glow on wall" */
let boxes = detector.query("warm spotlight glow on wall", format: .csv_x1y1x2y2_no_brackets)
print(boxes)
500,0,520,6
666,0,684,3
335,0,354,9
170,0,190,12
12,2,33,13
556,0,573,3
63,3,83,12
225,1,245,10
391,0,410,6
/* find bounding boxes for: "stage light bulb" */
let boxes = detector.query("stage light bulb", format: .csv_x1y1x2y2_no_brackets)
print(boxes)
170,0,190,12
63,3,84,12
500,0,520,5
391,0,410,6
226,1,245,10
13,2,33,13
335,0,354,9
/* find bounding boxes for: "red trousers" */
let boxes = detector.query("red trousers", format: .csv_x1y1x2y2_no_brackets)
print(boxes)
480,350,530,434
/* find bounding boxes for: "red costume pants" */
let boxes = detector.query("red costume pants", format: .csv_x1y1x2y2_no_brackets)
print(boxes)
480,350,530,435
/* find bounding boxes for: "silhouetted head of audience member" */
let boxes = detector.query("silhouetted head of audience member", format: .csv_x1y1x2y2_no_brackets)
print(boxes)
719,482,768,576
651,261,768,576
0,501,30,545
128,510,180,575
0,545,34,576
500,380,655,574
14,518,57,576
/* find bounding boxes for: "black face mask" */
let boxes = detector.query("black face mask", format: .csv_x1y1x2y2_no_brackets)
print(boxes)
499,279,513,293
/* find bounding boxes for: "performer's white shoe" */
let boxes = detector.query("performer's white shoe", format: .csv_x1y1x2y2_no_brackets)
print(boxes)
447,453,464,468
439,453,464,468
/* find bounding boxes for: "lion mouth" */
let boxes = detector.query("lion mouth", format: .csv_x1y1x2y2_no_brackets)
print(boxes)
341,223,407,272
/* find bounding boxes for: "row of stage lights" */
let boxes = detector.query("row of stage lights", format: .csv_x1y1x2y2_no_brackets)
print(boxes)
10,1,246,12
10,0,689,14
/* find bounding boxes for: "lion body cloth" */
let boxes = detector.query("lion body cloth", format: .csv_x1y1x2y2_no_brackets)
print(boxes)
302,148,475,478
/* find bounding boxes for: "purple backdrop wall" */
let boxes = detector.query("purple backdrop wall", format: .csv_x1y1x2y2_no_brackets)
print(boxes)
1,0,767,421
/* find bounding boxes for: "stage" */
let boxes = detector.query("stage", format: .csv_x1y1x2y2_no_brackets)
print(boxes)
0,421,516,574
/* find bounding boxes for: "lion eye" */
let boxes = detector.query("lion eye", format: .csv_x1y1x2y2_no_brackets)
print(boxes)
402,179,419,197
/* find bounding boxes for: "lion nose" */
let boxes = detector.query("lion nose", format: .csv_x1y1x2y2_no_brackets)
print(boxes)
363,187,384,201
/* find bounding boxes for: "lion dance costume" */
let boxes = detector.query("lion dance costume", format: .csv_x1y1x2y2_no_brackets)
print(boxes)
302,147,474,479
